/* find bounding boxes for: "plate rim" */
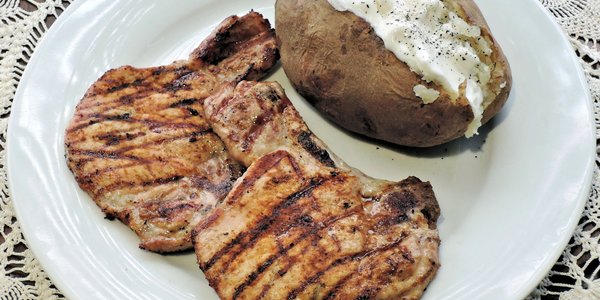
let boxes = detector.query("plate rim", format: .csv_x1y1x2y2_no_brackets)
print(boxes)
514,1,595,298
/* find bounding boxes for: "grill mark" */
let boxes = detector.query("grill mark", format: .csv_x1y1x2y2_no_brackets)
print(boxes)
286,233,409,300
94,131,146,146
75,130,206,157
163,70,195,91
106,78,144,93
322,273,355,300
231,224,314,299
107,82,131,93
193,15,242,65
241,109,273,152
94,175,184,198
233,207,361,299
68,108,138,132
89,161,151,177
297,131,336,168
190,176,236,201
70,130,212,168
102,135,121,146
187,107,200,116
348,248,427,300
359,271,391,299
210,89,236,121
202,175,326,271
255,256,294,299
218,30,277,71
211,84,290,155
105,112,131,121
233,255,277,299
192,209,223,244
263,88,282,103
282,214,315,235
84,137,220,177
233,63,256,82
173,65,191,74
355,288,378,300
158,202,196,218
169,98,198,108
152,67,166,76
74,84,156,112
78,78,179,111
238,87,287,153
76,107,201,128
69,150,146,162
68,111,207,137
92,113,203,130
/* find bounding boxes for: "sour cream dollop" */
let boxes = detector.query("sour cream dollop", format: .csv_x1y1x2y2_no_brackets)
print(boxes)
328,0,492,137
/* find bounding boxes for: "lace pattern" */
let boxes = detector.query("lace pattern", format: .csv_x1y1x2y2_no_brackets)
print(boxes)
528,2,600,298
0,0,598,299
1,2,72,299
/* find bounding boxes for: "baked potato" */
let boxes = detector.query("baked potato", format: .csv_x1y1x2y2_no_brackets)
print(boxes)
275,0,512,147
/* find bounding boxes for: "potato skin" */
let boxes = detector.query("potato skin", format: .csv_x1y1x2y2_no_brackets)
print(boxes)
275,0,512,147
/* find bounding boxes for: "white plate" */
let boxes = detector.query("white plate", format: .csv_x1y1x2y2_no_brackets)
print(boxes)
7,0,595,299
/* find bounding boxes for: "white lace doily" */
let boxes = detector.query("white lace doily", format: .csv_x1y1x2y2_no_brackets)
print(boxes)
1,2,72,299
0,0,598,299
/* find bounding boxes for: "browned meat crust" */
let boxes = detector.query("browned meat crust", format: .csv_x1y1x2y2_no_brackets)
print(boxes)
193,81,440,299
64,12,278,253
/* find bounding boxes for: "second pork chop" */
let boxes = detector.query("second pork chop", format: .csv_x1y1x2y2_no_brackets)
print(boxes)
194,81,440,299
65,12,278,253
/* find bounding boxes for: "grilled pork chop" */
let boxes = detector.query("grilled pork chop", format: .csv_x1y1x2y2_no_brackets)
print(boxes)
193,81,441,299
64,12,278,253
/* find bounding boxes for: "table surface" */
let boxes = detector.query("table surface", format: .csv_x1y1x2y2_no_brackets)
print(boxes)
0,0,598,299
